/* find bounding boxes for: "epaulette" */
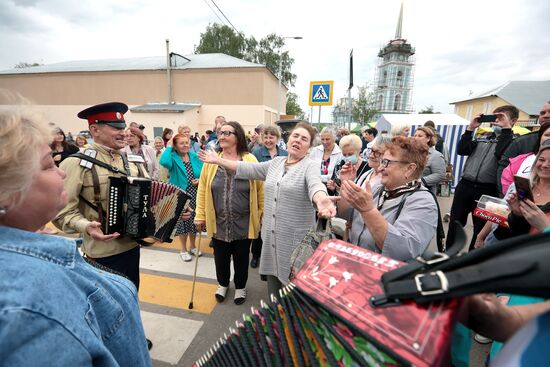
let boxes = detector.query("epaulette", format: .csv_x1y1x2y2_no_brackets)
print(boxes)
79,148,98,169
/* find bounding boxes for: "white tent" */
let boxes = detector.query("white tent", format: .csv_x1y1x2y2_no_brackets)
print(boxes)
375,113,470,188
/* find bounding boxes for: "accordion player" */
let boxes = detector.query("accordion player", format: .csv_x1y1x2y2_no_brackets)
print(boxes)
105,176,190,243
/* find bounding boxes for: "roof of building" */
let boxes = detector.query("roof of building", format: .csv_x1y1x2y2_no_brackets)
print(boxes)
451,81,550,115
0,53,265,75
377,113,470,127
130,102,201,113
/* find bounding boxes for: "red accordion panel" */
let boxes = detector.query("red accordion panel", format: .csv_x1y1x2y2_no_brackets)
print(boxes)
292,239,461,367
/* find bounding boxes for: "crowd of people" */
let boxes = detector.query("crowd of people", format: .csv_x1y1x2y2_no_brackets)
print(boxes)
1,92,550,366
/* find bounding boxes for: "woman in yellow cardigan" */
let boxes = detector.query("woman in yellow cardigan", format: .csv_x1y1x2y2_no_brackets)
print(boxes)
195,121,264,305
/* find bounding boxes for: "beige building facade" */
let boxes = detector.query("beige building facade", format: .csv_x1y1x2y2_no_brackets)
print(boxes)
451,81,550,126
452,96,531,124
0,53,287,140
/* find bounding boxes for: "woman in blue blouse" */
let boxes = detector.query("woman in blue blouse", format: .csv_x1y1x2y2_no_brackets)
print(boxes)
160,134,204,262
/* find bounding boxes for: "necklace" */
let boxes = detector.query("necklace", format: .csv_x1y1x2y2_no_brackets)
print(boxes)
534,186,547,198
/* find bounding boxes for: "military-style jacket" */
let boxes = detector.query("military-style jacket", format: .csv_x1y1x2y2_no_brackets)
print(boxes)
54,143,146,258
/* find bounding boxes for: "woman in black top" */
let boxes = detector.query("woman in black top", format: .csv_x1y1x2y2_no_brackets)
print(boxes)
50,128,78,166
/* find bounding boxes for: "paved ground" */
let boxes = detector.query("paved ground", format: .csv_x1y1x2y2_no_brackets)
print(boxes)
50,194,491,366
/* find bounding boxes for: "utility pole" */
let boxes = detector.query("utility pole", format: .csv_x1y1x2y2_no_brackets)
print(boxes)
166,39,172,104
278,36,303,120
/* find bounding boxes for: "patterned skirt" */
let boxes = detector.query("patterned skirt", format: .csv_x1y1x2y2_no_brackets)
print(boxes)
175,161,198,235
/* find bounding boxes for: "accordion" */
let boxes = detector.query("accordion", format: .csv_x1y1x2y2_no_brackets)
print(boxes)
105,176,190,242
195,240,460,367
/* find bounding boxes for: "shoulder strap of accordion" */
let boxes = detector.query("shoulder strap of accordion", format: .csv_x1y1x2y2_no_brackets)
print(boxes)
90,166,104,226
119,151,146,178
119,152,131,175
76,166,105,224
70,152,129,176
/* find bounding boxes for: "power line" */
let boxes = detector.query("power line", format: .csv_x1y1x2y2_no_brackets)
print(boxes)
202,0,227,26
209,0,240,34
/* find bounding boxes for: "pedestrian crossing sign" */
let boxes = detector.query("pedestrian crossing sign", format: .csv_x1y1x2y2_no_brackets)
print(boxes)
309,80,334,106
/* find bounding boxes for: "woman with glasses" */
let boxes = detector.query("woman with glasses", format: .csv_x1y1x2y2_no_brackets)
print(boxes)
354,134,393,188
414,126,446,195
337,136,438,261
195,121,264,305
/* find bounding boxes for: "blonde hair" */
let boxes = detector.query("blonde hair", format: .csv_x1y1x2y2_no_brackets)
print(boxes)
391,123,411,137
338,134,362,153
0,92,50,208
178,125,191,134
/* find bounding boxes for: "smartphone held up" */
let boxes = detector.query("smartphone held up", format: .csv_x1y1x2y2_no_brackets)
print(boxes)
514,175,534,202
478,114,497,123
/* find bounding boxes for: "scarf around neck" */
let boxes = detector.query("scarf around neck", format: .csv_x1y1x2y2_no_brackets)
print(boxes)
377,179,422,209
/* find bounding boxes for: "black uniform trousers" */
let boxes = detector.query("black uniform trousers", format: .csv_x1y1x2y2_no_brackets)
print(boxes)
95,245,141,290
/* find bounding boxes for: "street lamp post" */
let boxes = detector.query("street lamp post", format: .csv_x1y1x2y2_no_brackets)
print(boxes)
278,36,302,121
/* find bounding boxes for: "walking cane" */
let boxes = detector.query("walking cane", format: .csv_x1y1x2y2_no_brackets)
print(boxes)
188,229,203,310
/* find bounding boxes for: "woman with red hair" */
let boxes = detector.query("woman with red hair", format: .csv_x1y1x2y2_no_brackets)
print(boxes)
338,136,438,261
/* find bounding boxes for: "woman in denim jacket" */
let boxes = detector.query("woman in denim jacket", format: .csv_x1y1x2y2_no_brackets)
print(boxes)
0,102,159,366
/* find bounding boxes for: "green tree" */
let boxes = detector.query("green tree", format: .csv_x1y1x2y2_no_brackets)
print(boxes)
352,84,378,124
251,33,296,87
194,23,249,59
195,24,296,87
418,105,440,114
285,92,304,118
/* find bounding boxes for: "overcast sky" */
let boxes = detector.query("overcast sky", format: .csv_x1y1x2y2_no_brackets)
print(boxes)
1,0,549,122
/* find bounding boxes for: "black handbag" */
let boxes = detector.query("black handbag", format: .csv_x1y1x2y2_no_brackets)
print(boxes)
372,224,550,306
289,218,334,281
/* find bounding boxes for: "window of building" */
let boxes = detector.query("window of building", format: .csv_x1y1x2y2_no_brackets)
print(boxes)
483,102,493,114
394,95,401,111
466,104,473,120
378,95,384,110
397,70,403,86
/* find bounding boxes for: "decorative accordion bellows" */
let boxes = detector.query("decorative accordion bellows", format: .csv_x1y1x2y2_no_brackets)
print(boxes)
106,176,190,242
194,240,460,367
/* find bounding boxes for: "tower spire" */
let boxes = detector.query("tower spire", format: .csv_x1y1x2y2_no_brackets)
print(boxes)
395,0,404,39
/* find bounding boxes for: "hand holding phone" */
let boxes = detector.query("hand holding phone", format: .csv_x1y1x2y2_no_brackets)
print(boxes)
514,175,534,202
468,114,483,130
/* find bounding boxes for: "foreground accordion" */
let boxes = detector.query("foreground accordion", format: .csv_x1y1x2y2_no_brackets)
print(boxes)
106,176,190,242
195,240,461,367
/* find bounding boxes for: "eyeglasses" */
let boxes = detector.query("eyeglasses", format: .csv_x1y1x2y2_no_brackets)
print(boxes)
380,158,409,168
369,149,382,158
219,131,236,137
